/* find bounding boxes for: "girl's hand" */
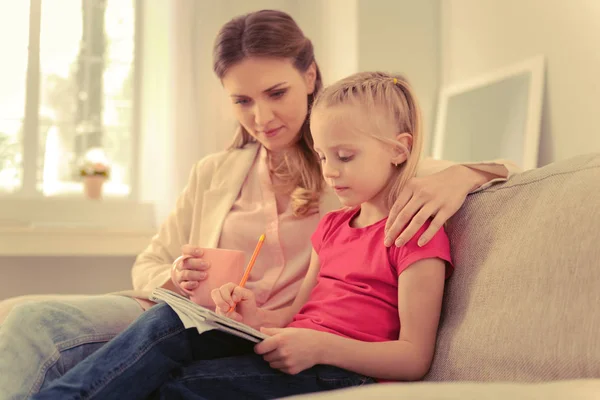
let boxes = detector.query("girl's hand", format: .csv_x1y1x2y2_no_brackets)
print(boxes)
385,165,475,248
254,327,327,375
211,283,262,328
171,245,211,295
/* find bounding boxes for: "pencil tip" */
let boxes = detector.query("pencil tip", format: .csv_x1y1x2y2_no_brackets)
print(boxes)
259,234,265,241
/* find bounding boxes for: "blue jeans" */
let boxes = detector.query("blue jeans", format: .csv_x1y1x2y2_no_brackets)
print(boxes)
0,295,143,400
32,303,375,400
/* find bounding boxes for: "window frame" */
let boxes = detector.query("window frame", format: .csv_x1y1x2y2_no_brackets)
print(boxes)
5,0,143,201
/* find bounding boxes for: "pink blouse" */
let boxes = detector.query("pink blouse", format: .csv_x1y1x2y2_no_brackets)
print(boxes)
217,147,320,310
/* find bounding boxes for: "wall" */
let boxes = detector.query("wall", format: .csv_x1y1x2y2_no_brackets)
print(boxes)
0,1,307,300
1,1,442,300
140,0,441,224
0,1,166,300
299,0,442,152
440,0,600,165
292,0,359,84
139,0,305,224
8,1,598,299
357,0,441,153
0,256,134,300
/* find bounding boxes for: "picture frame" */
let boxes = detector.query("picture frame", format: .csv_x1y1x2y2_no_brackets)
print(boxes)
432,55,545,170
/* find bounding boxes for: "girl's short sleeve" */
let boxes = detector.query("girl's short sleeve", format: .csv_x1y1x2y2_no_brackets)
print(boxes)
310,212,339,254
389,221,454,278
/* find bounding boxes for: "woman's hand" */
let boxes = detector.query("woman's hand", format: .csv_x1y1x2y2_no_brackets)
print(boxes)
171,245,211,295
254,327,327,375
385,165,484,247
211,283,263,328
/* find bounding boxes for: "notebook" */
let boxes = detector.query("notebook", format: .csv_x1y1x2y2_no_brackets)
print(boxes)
150,288,268,343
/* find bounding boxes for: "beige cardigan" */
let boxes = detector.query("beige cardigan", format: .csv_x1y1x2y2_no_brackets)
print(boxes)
125,142,519,299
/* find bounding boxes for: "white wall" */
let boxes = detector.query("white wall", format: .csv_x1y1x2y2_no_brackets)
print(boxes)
292,0,359,85
139,0,302,223
140,0,441,225
300,0,442,152
0,257,134,300
0,1,444,300
441,0,600,166
286,0,441,150
357,0,441,153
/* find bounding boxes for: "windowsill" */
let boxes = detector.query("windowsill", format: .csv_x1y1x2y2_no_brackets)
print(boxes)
0,226,156,256
0,197,156,256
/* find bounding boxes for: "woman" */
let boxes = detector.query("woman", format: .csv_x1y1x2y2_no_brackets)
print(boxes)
0,9,518,399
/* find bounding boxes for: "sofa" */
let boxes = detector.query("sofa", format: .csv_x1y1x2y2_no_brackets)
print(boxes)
288,153,600,399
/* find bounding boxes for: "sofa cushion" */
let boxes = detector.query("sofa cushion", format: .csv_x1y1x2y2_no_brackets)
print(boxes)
426,153,600,382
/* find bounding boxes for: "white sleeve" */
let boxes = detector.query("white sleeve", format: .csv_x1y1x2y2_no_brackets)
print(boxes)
416,158,522,193
130,156,213,291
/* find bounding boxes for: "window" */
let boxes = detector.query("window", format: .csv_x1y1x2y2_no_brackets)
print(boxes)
0,0,138,198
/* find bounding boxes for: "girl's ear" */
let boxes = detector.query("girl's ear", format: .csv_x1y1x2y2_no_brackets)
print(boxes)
390,133,413,166
304,62,317,95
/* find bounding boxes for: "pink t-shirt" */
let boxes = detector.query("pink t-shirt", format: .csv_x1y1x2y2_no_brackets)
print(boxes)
288,208,453,342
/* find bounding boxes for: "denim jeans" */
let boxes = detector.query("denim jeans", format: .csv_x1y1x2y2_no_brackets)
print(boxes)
32,303,375,400
0,295,143,400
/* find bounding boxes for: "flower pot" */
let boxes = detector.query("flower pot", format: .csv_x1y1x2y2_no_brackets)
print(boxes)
83,175,106,200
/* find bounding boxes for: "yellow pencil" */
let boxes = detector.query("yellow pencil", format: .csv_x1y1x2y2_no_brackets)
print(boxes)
228,234,265,313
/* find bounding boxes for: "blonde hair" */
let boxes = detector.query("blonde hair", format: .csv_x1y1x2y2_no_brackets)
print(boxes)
312,71,423,209
214,10,324,217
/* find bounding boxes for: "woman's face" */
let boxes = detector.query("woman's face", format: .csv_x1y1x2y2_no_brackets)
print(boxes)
222,57,316,153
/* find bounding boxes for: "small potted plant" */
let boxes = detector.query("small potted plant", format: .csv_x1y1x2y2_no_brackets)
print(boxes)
80,160,110,199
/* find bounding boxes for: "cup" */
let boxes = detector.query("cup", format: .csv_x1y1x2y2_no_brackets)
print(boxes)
181,248,246,308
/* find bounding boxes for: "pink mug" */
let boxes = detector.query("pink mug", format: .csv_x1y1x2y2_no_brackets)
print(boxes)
173,248,246,308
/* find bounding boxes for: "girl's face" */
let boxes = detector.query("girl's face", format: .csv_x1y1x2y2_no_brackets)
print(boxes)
222,57,316,153
311,104,400,210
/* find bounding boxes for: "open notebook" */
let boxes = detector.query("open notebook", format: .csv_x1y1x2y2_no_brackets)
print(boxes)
150,288,268,343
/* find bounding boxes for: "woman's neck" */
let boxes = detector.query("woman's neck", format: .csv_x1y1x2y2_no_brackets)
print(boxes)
264,148,296,198
266,148,288,166
266,150,288,183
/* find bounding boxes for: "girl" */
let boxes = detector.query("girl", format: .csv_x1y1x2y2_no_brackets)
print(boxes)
32,72,453,399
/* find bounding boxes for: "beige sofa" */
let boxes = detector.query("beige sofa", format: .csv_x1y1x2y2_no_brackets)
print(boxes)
289,153,600,399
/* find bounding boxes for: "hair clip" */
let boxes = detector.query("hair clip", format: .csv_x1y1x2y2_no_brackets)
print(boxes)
393,78,398,85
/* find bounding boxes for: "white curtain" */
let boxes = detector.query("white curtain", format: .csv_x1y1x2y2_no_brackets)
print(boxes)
139,0,237,225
